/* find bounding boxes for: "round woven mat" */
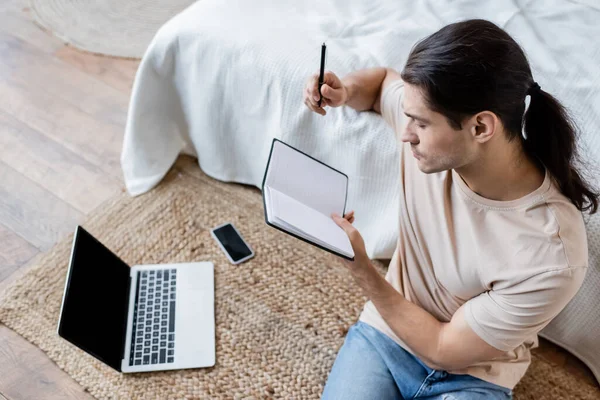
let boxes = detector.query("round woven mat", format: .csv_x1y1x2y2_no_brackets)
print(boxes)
0,156,598,399
29,0,196,58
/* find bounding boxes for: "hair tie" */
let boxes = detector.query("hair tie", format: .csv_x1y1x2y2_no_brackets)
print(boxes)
528,81,541,95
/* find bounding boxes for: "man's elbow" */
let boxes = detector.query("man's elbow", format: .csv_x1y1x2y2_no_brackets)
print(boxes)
373,68,402,114
415,332,454,371
422,347,457,372
424,330,471,371
428,336,505,371
424,350,471,372
427,355,468,372
371,70,387,114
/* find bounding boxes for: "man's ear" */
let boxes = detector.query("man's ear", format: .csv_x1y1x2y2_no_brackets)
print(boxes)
468,111,498,144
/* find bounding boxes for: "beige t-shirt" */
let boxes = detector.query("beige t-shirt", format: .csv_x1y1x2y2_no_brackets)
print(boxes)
359,79,588,389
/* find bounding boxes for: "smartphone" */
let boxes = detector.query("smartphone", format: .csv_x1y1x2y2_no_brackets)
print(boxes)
210,222,255,265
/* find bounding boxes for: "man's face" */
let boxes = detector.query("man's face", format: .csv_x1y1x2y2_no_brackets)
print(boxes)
400,83,476,174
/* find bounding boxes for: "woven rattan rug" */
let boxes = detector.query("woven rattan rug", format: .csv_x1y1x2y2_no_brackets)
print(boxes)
0,157,598,399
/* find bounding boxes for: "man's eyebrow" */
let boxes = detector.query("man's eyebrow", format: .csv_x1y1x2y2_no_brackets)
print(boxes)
401,102,431,124
404,111,432,124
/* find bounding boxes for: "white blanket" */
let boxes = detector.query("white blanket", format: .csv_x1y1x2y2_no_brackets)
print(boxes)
122,0,600,382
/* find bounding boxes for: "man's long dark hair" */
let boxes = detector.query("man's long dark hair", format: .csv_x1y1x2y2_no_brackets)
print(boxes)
401,19,598,214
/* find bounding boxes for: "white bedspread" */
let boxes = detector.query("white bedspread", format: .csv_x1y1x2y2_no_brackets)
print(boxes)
121,0,600,382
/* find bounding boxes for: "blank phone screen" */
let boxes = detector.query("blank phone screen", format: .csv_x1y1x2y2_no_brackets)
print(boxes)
212,224,252,262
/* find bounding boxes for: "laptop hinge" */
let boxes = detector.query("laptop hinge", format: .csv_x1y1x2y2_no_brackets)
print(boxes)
120,275,133,364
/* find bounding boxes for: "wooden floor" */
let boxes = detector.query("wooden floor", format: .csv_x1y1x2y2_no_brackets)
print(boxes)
0,2,596,399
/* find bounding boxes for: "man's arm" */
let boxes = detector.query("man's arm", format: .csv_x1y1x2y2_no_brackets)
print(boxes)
357,266,505,370
331,214,506,371
303,68,401,116
334,210,585,371
342,68,402,114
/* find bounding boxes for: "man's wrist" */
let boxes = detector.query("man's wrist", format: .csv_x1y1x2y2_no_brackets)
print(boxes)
351,260,383,293
341,80,353,106
339,68,385,111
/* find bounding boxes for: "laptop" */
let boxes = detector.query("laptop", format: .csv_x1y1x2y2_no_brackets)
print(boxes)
57,226,216,373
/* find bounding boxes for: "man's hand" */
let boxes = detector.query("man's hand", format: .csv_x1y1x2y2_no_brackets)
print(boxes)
303,71,349,116
331,211,373,276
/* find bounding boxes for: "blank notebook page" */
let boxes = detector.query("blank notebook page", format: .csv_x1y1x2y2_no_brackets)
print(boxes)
270,188,353,256
264,140,347,217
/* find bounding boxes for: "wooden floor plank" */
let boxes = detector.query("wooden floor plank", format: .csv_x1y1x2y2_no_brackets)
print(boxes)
55,46,140,94
0,160,84,251
0,324,95,400
0,6,63,55
0,68,123,179
0,222,39,285
0,110,124,214
0,31,130,126
0,27,128,181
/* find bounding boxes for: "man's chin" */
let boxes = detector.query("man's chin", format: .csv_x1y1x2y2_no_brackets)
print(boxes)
417,162,447,174
415,159,429,173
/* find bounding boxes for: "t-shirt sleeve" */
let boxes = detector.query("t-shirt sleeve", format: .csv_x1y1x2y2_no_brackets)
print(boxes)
463,266,586,352
379,79,405,133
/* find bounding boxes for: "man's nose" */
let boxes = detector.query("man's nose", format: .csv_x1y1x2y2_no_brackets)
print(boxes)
400,130,418,144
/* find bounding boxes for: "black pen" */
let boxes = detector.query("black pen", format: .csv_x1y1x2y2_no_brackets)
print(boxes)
318,42,326,107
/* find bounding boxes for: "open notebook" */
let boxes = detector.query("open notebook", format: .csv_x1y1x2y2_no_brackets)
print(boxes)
261,139,354,260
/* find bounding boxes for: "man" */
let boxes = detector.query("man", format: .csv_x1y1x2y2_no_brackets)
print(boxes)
303,19,598,399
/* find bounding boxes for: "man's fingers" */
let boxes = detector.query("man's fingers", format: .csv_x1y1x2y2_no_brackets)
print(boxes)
305,87,319,105
304,98,325,116
333,213,365,255
305,73,338,115
320,84,342,104
343,210,355,223
306,101,325,116
308,71,340,103
332,213,354,234
323,70,339,86
333,213,367,259
311,74,320,101
304,86,327,115
304,75,317,102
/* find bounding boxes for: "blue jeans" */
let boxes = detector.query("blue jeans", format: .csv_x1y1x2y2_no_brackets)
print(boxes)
322,322,512,400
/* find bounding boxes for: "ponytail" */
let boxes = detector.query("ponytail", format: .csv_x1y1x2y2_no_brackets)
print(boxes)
522,84,598,214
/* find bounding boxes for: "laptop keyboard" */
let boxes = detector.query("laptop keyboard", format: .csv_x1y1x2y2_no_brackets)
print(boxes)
129,269,177,366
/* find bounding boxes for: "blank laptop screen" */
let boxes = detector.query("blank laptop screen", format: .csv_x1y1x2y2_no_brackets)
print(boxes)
58,226,131,371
